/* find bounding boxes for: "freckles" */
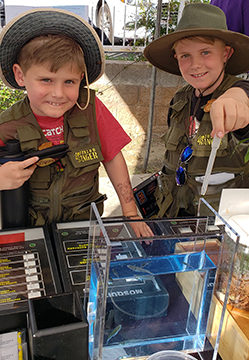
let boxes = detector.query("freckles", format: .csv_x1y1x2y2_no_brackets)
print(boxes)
36,93,45,98
178,62,187,73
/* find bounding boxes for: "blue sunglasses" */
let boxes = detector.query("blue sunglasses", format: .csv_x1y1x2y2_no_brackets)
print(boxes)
175,146,193,186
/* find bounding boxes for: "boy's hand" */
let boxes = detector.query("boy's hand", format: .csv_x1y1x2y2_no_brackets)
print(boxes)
210,87,249,138
127,215,154,245
0,156,39,190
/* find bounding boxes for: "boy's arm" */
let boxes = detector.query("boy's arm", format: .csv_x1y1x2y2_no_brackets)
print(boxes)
103,151,154,239
0,157,38,190
210,87,249,138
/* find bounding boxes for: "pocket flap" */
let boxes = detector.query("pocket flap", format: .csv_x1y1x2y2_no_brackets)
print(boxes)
163,127,186,152
17,125,41,142
67,114,88,128
68,143,104,168
170,99,188,113
17,126,42,151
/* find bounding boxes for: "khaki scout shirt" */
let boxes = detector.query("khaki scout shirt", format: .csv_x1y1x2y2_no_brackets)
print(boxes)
156,74,249,218
0,88,106,225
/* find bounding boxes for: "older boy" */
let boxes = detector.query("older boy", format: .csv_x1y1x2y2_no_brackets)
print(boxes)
144,3,249,217
0,9,152,238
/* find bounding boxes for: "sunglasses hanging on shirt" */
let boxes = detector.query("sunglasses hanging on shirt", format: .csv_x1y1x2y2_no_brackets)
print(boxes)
175,95,202,186
175,145,193,186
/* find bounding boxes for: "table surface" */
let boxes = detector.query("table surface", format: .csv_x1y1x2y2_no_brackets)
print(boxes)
190,351,222,360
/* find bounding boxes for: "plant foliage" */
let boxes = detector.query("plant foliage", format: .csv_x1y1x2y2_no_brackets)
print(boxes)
127,0,211,45
0,80,25,113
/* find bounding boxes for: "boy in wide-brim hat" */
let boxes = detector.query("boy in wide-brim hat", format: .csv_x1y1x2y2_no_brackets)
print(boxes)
0,8,153,237
144,2,249,218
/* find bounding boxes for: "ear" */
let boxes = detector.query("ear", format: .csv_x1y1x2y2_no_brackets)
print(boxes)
224,46,234,62
174,53,178,60
13,64,25,87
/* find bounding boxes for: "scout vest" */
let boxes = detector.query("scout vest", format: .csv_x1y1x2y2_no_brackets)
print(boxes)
0,88,106,226
155,74,249,218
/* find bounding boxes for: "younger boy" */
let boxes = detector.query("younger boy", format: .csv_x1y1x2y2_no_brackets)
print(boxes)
144,3,249,217
0,9,152,237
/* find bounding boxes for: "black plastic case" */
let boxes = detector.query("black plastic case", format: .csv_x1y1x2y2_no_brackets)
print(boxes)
27,291,88,360
0,225,62,333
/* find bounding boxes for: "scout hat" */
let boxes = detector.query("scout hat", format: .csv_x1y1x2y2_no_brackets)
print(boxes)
0,8,105,89
144,3,249,76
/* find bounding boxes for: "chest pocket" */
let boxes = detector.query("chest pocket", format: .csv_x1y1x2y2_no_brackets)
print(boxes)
192,129,229,157
162,127,187,152
170,99,188,121
67,143,104,177
17,126,42,152
29,166,51,190
67,114,89,138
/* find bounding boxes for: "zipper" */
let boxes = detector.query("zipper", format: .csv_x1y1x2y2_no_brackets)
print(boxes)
50,168,64,222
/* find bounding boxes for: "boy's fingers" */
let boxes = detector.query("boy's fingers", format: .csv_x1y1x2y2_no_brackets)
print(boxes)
210,97,249,137
211,101,236,138
210,106,225,138
22,156,39,169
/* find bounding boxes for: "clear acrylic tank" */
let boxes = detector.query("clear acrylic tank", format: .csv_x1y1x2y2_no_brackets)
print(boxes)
85,199,241,360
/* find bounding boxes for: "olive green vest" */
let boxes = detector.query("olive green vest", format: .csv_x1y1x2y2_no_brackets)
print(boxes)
156,74,249,218
0,88,106,225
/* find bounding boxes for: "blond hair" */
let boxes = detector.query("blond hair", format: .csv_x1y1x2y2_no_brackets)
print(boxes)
172,36,226,51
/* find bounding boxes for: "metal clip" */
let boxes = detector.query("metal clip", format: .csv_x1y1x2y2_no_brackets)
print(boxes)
157,170,163,192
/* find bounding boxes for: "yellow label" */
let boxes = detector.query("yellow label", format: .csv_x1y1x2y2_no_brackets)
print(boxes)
37,157,55,167
197,134,213,146
197,134,222,147
74,147,99,163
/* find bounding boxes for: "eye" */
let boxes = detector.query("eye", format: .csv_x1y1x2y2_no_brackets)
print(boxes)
65,80,74,84
42,78,51,83
181,54,190,59
202,50,209,55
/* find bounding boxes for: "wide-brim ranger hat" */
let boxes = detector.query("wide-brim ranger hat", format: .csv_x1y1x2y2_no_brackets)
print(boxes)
0,8,105,89
144,3,249,76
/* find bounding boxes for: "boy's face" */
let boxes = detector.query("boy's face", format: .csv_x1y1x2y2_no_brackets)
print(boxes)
174,38,232,95
13,62,83,118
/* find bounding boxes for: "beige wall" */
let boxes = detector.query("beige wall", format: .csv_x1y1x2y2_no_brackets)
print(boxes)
92,60,185,138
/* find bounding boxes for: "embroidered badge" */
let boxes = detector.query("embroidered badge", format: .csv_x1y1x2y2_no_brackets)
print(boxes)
197,134,213,146
197,134,222,146
204,99,216,113
37,158,56,167
38,142,53,150
74,147,99,163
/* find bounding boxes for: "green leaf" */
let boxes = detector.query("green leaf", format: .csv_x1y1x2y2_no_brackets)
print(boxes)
0,80,25,113
244,149,249,163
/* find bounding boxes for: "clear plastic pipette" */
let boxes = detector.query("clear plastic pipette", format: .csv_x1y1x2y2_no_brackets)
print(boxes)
201,135,221,196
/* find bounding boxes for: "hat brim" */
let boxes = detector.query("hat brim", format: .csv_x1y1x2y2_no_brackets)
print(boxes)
144,28,249,76
0,8,105,89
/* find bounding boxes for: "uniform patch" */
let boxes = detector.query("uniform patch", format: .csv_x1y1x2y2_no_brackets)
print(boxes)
204,99,216,112
38,142,53,150
68,143,104,168
37,158,56,167
197,134,222,146
74,147,99,163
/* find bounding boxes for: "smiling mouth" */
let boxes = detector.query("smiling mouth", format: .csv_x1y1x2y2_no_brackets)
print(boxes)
48,101,63,106
191,72,207,78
